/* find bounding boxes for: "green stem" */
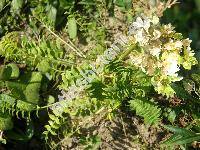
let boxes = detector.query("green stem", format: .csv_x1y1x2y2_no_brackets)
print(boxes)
118,44,136,61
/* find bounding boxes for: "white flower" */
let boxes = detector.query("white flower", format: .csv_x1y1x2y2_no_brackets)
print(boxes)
153,29,161,39
130,54,143,66
163,53,180,76
128,16,156,45
150,47,161,57
151,16,159,25
164,42,173,50
182,38,192,47
187,46,192,52
174,41,183,49
128,17,151,35
164,40,183,51
134,30,149,44
163,24,174,34
166,62,179,76
182,38,192,52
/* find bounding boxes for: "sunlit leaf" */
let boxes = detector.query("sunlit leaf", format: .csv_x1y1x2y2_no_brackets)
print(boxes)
68,16,77,39
10,0,23,15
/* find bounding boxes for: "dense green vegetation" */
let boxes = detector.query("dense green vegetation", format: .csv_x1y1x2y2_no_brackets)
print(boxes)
0,0,200,149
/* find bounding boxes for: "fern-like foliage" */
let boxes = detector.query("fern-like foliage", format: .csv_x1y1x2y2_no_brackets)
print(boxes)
43,59,155,148
162,125,200,146
103,61,134,101
0,70,44,118
129,98,161,125
5,72,42,104
102,60,152,101
0,94,16,114
172,83,193,100
43,97,104,141
0,112,13,131
0,94,34,131
0,31,68,78
0,70,44,133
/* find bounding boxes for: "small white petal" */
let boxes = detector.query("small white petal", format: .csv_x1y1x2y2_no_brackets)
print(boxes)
150,47,161,57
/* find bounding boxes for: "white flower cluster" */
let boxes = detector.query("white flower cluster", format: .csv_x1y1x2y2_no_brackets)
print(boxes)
128,15,197,97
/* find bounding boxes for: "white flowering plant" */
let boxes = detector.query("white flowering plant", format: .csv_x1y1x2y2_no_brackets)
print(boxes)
0,0,200,149
128,15,197,97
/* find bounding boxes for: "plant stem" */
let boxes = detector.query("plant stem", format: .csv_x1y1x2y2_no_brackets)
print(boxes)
119,44,136,61
32,15,86,58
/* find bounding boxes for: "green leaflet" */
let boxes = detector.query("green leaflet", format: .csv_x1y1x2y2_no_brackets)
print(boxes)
16,100,36,112
68,16,77,39
0,63,19,80
162,125,200,146
6,72,42,105
0,32,65,78
0,93,36,116
10,0,23,15
24,72,43,104
0,0,5,11
115,0,132,10
163,108,177,124
0,95,14,131
37,60,51,73
171,135,200,145
0,65,12,81
171,83,193,100
47,4,57,25
0,112,13,130
191,73,200,83
0,94,16,113
163,125,195,136
7,63,20,79
130,98,161,125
